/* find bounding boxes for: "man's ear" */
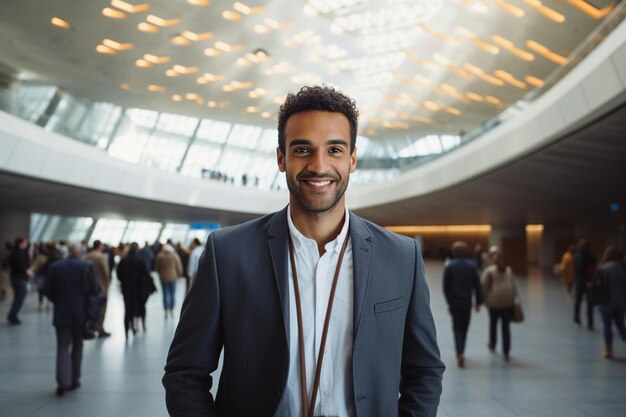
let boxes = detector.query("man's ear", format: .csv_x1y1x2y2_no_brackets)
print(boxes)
277,147,286,173
350,146,357,173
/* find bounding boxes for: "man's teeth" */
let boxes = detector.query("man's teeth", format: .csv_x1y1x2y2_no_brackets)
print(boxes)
307,180,331,187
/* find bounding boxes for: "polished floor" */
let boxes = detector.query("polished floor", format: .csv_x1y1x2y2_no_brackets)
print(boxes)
1,261,625,417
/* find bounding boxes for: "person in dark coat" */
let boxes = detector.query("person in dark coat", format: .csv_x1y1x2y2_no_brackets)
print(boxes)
443,241,483,367
44,244,100,396
598,246,626,359
574,239,597,330
117,242,154,337
6,237,32,325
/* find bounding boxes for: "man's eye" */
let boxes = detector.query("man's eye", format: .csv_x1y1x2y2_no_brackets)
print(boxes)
293,147,309,153
328,147,343,153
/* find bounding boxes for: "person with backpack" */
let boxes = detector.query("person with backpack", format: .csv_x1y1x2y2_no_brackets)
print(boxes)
597,246,626,359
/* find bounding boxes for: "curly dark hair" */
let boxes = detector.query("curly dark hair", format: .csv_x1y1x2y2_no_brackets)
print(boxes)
277,85,359,154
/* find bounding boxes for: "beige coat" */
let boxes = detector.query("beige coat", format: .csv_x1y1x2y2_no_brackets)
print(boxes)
155,249,183,282
481,264,518,308
86,250,110,293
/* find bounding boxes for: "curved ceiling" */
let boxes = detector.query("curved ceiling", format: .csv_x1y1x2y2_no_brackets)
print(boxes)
0,0,618,140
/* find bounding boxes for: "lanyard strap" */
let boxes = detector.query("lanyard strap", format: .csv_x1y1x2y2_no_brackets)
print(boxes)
288,229,350,417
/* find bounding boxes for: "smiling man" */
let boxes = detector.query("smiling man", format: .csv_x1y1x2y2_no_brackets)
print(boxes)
163,85,444,417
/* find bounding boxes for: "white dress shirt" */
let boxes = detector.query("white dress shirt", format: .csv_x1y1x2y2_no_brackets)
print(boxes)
280,205,355,417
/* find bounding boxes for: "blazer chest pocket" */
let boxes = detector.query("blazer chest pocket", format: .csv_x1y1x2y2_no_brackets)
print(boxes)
374,297,404,314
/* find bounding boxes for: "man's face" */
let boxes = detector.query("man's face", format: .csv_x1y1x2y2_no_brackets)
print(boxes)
277,110,357,214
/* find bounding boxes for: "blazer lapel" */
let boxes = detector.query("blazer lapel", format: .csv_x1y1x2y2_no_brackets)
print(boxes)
349,212,374,343
267,206,290,343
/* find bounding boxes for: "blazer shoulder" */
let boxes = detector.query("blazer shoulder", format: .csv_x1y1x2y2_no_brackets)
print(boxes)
211,210,281,245
353,214,417,251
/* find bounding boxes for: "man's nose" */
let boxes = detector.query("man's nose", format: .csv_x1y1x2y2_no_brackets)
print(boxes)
306,150,328,174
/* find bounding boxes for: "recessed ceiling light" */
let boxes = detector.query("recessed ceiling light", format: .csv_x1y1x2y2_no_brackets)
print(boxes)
135,59,154,68
171,36,192,45
103,38,133,51
147,15,181,27
222,10,242,21
526,40,567,64
246,106,260,113
172,94,183,101
522,0,565,23
196,77,209,84
166,69,180,77
466,92,484,102
485,95,502,105
120,83,131,90
185,93,199,100
525,75,544,87
138,22,159,32
261,112,271,118
182,31,214,41
147,84,166,92
51,17,71,29
204,47,223,56
144,54,171,64
173,65,199,74
96,44,117,54
187,0,210,5
492,0,525,17
207,101,217,107
233,2,264,15
110,0,150,13
102,8,127,19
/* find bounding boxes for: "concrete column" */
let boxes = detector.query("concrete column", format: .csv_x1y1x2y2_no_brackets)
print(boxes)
0,211,31,256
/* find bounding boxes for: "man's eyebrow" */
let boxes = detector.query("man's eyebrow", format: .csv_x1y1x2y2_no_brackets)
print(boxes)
288,139,349,147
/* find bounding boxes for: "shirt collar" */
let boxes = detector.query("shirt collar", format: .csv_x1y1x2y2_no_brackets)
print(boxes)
287,204,350,255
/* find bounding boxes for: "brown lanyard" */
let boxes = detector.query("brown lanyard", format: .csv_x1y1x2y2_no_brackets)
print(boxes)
288,229,350,417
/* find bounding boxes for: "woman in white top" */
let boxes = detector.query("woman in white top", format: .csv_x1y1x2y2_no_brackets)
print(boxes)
481,251,519,361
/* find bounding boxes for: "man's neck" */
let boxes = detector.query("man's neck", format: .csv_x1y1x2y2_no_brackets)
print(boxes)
290,199,346,256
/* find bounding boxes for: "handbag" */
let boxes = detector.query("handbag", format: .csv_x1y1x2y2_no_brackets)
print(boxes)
82,263,104,340
512,303,524,323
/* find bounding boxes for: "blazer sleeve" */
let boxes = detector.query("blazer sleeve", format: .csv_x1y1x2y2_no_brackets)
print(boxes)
162,232,223,417
399,239,445,417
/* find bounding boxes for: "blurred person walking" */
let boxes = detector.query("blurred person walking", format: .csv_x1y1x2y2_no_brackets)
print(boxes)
596,246,626,359
187,238,204,285
443,241,483,367
6,237,32,325
44,244,100,396
85,240,111,337
155,243,183,318
574,239,597,330
117,242,153,337
31,243,49,311
560,245,576,299
481,251,520,361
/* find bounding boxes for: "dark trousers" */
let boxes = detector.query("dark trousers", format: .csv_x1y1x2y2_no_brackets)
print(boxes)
7,278,27,322
449,304,471,356
489,307,513,355
599,307,626,346
55,327,83,389
574,282,594,328
98,296,108,332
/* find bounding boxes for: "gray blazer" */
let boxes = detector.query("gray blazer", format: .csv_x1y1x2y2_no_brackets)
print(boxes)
163,207,444,417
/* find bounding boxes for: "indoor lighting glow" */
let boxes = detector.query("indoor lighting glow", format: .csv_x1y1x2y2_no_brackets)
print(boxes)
102,38,133,51
171,36,192,45
111,0,150,13
172,94,183,101
173,65,199,74
233,2,264,15
187,0,210,5
120,83,131,90
207,101,217,108
261,111,271,118
525,224,544,232
166,69,180,77
138,22,159,32
147,15,181,27
51,17,71,29
463,63,505,86
182,30,214,41
526,40,568,64
102,7,127,19
147,84,166,92
491,0,525,17
457,0,489,13
222,10,242,21
215,41,243,52
420,24,459,44
522,0,565,23
135,59,153,68
185,93,199,100
203,73,225,81
525,75,544,87
386,225,492,233
204,47,223,56
492,35,535,61
96,45,117,54
246,106,260,113
494,70,527,89
144,54,171,64
254,24,272,34
486,95,502,105
455,26,499,54
196,77,209,84
566,0,614,19
466,92,484,102
410,116,433,124
445,107,462,116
